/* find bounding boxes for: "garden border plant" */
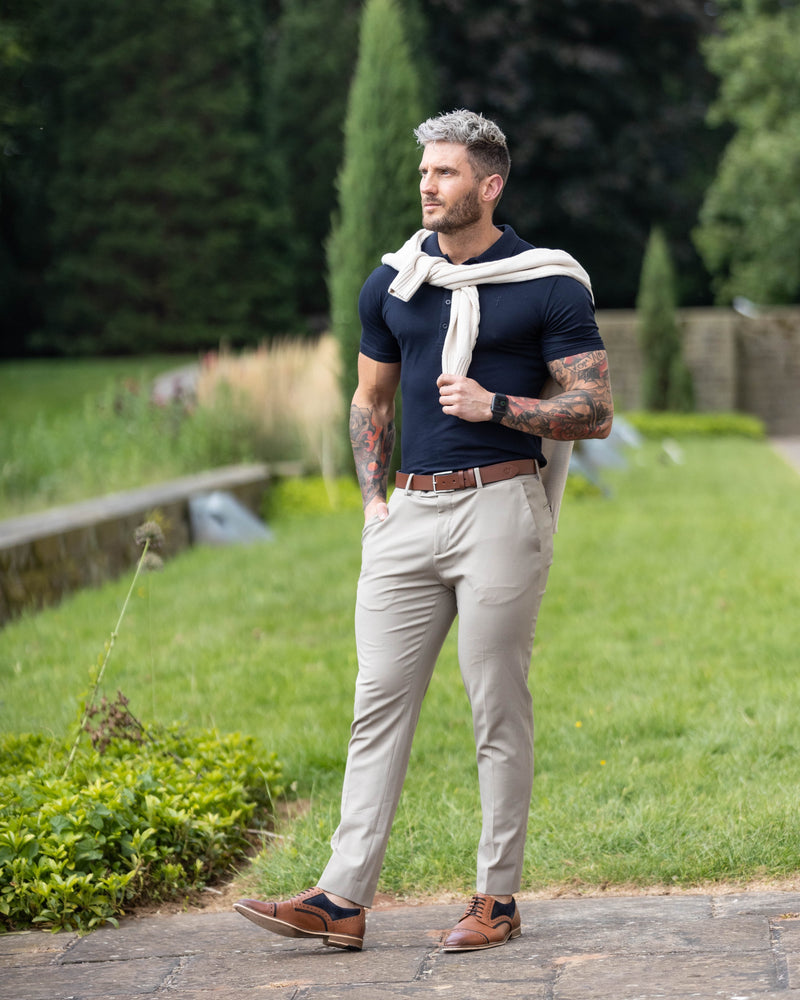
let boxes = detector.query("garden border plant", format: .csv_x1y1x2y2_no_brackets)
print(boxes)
0,522,286,933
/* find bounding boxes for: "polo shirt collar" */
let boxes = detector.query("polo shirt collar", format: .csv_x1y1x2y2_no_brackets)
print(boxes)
422,224,521,264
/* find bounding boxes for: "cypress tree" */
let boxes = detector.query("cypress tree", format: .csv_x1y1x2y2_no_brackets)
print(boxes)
39,0,295,355
636,227,693,412
327,0,428,417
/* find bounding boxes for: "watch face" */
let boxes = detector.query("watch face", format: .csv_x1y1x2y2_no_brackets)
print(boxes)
492,394,508,420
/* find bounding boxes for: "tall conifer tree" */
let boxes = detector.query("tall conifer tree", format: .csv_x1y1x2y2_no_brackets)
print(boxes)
636,227,693,412
327,0,427,425
39,0,295,354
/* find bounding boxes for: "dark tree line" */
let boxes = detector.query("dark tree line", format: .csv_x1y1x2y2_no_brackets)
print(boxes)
0,0,725,357
4,0,297,355
421,0,725,307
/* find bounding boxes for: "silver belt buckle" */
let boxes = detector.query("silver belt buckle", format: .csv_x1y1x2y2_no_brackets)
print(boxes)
431,470,455,493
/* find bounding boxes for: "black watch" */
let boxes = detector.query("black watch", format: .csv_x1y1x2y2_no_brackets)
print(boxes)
490,393,509,423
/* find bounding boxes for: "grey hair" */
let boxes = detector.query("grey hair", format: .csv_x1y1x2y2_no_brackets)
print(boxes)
414,109,511,184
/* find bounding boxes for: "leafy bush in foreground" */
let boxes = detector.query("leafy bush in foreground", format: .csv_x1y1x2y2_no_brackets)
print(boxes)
0,728,284,932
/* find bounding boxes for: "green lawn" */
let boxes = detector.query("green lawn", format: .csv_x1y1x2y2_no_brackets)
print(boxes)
0,356,191,425
2,436,798,898
0,355,256,519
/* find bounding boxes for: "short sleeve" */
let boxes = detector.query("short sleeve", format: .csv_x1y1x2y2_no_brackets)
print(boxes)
358,267,402,364
540,277,605,362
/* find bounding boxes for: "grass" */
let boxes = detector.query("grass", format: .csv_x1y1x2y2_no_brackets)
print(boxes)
2,435,799,899
0,355,209,518
0,356,190,425
0,343,343,519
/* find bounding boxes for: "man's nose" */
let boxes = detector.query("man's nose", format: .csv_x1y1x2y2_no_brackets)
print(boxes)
420,175,436,196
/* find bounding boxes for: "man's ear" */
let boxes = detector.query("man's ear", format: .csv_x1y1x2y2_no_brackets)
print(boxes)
481,173,504,204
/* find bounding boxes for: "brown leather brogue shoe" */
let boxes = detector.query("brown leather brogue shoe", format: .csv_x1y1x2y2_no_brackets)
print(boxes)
233,888,365,950
442,893,521,951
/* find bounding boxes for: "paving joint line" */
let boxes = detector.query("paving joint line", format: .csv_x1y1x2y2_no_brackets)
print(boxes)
769,919,791,992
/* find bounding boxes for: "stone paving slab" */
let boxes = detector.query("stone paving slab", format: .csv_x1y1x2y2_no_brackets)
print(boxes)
65,912,246,962
553,951,779,999
171,943,428,991
4,892,800,1000
716,892,800,918
0,955,178,1000
0,930,76,957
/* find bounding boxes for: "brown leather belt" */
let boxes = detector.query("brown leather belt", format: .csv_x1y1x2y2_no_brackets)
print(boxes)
395,459,538,493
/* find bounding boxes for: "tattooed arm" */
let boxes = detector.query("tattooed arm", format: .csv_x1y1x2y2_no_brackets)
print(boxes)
508,350,613,440
437,350,613,440
350,353,401,520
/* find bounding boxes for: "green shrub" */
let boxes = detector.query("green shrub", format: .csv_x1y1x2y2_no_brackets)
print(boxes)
263,475,364,521
563,472,605,501
625,411,766,439
0,728,284,932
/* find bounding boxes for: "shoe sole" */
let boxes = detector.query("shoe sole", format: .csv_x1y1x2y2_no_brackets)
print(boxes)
441,925,522,951
233,902,363,951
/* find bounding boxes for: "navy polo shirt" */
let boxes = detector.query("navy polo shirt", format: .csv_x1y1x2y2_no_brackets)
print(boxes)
358,225,604,474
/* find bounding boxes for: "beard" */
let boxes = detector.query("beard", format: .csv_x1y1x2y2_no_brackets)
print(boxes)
422,185,483,234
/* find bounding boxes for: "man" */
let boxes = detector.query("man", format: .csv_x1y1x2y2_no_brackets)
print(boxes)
235,109,612,952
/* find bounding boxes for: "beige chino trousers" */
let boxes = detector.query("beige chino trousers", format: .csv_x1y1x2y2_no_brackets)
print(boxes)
319,472,555,908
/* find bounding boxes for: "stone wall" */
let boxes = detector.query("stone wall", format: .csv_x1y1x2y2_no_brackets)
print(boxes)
597,306,800,434
0,465,274,627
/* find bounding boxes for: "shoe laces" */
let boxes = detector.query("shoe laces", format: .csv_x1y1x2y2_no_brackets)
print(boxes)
463,894,487,919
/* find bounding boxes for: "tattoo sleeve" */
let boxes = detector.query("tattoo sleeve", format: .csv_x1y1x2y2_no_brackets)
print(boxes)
350,404,396,508
503,350,613,441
